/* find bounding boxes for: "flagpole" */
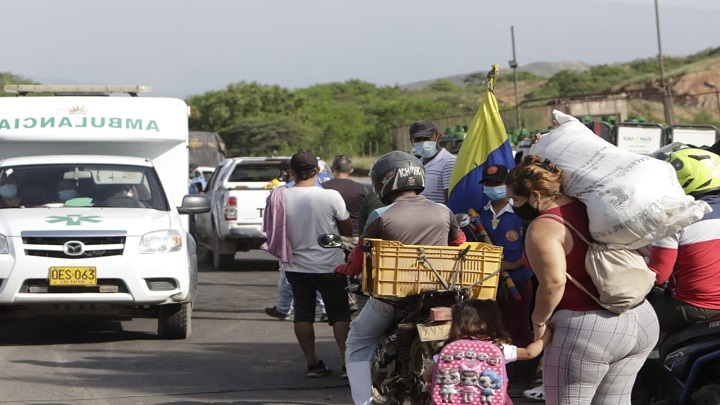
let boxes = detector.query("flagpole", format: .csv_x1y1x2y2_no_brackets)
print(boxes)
509,26,521,130
655,0,675,124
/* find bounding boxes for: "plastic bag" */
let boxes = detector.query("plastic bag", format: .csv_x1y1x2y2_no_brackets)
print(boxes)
530,110,710,249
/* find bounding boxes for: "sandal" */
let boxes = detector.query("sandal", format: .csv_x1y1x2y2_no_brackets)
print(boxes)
307,359,332,378
523,385,545,401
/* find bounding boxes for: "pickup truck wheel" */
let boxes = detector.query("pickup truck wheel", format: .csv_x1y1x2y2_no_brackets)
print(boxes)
213,250,235,270
157,303,192,339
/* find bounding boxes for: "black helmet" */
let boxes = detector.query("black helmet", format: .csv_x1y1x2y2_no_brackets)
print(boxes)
370,151,425,204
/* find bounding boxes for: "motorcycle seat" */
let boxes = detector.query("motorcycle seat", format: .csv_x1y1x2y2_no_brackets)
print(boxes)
659,314,720,359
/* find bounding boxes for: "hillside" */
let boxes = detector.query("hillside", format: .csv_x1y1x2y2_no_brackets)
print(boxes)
401,61,590,90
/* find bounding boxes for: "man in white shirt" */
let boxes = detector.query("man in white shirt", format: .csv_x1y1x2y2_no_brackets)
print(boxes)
282,151,354,378
409,120,457,205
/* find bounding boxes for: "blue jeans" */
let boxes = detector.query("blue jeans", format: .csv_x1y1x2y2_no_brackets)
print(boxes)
345,297,399,404
276,270,294,314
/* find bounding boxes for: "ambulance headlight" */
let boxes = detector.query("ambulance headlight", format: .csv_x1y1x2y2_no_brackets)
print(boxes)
140,230,182,253
0,235,7,254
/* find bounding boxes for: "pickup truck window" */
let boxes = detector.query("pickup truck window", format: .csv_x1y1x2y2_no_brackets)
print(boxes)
0,164,169,210
228,163,284,183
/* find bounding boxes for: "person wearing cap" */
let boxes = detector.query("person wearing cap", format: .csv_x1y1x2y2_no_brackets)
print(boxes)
478,164,537,397
267,151,353,378
265,158,331,322
408,119,457,205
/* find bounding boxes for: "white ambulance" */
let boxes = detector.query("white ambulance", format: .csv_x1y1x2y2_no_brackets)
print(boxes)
0,85,210,339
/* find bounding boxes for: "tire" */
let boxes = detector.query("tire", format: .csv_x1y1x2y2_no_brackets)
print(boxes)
370,345,401,405
371,385,401,405
212,249,235,270
196,243,211,263
408,336,433,405
157,302,192,339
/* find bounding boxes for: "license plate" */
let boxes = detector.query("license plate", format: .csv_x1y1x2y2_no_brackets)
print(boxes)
417,322,451,342
49,266,97,286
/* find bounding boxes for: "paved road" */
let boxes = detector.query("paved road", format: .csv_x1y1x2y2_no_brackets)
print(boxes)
0,250,541,404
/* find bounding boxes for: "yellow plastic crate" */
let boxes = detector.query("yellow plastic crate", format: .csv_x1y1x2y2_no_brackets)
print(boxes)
361,239,503,299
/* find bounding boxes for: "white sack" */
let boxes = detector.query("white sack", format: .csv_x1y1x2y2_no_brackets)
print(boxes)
530,110,710,249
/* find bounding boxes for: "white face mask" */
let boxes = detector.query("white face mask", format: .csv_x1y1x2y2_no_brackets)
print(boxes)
413,141,438,159
0,184,17,199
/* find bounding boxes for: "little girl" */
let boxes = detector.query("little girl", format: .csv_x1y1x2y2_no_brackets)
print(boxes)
423,299,552,403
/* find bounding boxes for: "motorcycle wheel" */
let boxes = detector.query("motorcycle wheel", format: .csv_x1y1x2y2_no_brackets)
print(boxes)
371,345,402,405
371,385,402,405
408,336,433,405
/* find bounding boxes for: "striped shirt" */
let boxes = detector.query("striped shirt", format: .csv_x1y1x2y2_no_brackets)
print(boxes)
419,148,456,205
650,194,720,309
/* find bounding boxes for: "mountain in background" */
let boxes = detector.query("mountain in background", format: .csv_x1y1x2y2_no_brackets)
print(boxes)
401,60,590,90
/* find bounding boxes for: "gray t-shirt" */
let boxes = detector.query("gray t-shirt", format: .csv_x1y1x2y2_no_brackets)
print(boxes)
281,186,350,273
362,194,459,245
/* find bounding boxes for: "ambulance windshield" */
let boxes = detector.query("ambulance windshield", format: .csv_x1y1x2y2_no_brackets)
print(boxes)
0,164,168,209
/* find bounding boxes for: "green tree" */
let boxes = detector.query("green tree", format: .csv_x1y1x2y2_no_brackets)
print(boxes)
187,82,304,132
0,72,37,96
530,65,631,99
220,115,320,157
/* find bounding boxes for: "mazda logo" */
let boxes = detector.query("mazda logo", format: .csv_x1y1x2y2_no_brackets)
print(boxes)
63,241,85,256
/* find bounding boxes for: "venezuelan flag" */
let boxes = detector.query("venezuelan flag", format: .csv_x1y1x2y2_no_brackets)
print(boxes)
448,64,516,215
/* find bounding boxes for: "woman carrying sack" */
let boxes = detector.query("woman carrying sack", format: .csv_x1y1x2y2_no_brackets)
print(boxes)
504,155,659,404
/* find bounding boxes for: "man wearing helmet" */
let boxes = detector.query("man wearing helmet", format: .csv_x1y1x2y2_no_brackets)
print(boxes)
409,120,457,205
335,151,466,405
648,148,720,333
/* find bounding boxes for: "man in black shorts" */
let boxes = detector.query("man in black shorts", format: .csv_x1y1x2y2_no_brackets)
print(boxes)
280,152,353,378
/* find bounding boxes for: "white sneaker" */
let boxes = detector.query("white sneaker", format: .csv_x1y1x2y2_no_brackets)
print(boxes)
523,385,545,401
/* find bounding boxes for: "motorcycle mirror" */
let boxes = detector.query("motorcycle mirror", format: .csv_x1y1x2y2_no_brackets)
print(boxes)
318,233,343,248
455,213,471,228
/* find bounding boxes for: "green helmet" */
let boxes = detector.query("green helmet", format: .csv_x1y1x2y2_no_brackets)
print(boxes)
667,148,720,197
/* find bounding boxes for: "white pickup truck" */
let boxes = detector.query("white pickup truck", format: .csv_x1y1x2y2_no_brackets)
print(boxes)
0,85,211,339
194,156,332,270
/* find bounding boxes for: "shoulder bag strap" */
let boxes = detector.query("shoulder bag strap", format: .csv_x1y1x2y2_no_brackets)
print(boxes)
536,214,606,308
537,213,592,245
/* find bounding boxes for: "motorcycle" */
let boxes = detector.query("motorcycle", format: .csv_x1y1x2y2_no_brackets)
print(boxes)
632,293,720,404
319,221,502,405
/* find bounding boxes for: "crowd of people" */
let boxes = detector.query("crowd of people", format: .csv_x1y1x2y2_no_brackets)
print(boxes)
258,119,720,405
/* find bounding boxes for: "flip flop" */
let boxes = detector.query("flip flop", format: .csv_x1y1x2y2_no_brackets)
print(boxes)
523,385,545,401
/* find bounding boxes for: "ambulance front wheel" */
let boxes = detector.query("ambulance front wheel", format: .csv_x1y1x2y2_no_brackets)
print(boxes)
158,302,192,339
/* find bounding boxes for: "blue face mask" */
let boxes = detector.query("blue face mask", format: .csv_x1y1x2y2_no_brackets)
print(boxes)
0,184,17,199
413,141,438,159
59,189,78,202
484,185,507,201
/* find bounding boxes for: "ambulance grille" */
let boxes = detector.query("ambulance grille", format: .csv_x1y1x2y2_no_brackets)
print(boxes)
23,236,126,259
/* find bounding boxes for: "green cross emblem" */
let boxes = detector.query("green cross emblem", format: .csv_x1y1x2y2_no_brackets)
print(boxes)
46,215,102,226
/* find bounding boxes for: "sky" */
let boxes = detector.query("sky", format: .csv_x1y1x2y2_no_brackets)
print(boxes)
3,0,719,99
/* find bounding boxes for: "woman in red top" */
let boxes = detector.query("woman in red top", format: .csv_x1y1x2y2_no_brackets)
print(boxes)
505,155,659,404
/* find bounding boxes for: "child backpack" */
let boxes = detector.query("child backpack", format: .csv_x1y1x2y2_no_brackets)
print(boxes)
431,339,508,405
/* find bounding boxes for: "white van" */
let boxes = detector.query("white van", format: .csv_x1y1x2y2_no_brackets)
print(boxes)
0,85,210,339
